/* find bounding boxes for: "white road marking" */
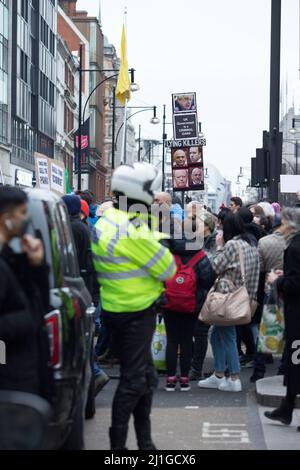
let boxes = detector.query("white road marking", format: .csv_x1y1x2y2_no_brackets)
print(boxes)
201,422,250,444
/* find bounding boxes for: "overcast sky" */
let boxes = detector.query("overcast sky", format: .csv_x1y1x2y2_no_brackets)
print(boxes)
77,0,300,191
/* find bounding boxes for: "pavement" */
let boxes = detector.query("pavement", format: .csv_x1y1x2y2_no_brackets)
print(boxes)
84,355,300,450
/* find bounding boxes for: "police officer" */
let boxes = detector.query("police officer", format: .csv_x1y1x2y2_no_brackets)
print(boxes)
92,163,176,450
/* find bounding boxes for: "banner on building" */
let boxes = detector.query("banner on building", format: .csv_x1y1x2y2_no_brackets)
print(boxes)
172,92,198,141
74,118,90,174
35,153,65,195
171,146,204,191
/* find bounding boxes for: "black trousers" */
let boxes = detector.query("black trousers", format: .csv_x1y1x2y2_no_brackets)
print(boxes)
236,324,256,356
163,311,197,377
191,320,210,375
102,305,157,428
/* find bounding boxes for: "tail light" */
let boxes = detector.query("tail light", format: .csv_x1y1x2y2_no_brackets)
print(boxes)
45,310,62,369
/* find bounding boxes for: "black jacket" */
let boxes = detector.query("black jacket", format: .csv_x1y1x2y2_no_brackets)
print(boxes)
70,215,98,303
0,246,53,400
167,239,216,313
277,232,300,395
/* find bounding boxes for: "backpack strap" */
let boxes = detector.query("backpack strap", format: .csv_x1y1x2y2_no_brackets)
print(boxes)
186,250,206,268
174,254,182,267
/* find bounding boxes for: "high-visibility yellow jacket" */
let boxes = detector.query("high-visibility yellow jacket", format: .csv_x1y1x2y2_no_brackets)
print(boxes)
91,207,176,313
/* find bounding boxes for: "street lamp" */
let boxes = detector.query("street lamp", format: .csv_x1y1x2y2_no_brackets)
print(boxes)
288,117,300,134
114,106,160,161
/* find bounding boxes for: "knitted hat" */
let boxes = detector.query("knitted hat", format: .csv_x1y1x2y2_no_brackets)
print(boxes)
62,195,81,216
204,214,215,233
80,199,89,219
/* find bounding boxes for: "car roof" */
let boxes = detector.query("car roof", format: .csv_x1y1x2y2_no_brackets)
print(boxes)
25,188,62,205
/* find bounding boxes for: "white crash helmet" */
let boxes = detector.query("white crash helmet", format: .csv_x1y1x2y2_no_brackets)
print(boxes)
111,162,162,206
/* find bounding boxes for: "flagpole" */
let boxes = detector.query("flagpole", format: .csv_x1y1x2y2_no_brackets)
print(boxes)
120,7,128,165
120,100,128,164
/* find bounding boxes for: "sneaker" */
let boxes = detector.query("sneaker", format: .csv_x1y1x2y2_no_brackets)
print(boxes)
165,376,177,392
179,377,191,392
94,372,110,396
198,374,227,389
218,377,242,392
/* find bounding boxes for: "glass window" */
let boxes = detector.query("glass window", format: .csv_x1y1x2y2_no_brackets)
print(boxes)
21,0,28,22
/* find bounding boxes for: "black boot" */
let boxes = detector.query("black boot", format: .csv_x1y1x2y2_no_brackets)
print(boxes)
109,426,128,450
264,399,293,425
134,420,157,451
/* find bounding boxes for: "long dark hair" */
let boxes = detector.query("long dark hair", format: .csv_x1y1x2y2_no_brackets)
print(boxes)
222,212,252,245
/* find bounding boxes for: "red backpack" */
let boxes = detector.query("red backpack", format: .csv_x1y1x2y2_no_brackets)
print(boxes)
163,251,206,313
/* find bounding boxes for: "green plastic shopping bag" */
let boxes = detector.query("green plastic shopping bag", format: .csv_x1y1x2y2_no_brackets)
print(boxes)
151,315,167,371
257,283,285,354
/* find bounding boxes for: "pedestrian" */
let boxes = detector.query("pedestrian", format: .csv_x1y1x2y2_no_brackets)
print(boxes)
0,186,54,401
79,190,99,227
217,207,231,230
229,196,243,213
163,218,215,390
92,163,176,450
153,191,182,236
250,217,286,382
202,212,218,256
80,198,90,224
238,207,265,246
257,202,275,234
236,207,265,366
264,208,300,427
198,212,259,392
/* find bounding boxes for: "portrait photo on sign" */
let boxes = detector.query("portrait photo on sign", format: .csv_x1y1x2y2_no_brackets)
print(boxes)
173,168,189,190
189,146,203,164
172,93,197,113
189,166,204,188
172,148,188,168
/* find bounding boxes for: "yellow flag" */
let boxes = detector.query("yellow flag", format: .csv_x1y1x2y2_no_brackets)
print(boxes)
116,25,131,105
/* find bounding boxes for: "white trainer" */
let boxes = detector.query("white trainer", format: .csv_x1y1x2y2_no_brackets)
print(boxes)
218,377,242,392
198,374,227,389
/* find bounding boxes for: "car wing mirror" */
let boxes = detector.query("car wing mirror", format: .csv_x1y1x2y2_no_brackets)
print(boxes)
0,391,52,450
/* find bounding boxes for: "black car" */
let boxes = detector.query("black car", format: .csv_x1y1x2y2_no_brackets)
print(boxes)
25,189,96,450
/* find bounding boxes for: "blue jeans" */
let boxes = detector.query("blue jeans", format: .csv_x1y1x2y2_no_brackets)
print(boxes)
211,326,241,375
93,361,105,378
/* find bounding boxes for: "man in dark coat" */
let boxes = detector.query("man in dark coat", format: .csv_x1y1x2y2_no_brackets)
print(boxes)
0,186,53,400
264,208,300,427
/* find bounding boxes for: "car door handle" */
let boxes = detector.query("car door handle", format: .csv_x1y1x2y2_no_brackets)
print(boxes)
86,306,96,316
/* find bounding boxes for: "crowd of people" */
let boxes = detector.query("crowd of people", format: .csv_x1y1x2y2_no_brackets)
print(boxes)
1,161,300,450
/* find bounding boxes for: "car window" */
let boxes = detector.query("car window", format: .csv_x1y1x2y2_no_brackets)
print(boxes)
55,202,79,278
28,199,57,289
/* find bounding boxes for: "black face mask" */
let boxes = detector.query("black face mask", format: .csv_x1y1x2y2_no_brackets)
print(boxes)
6,215,31,239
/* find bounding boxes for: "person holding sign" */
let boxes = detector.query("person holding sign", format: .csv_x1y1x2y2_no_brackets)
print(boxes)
173,169,189,189
172,149,188,168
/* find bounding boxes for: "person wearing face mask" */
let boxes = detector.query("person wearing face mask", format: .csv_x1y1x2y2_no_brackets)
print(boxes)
0,186,54,400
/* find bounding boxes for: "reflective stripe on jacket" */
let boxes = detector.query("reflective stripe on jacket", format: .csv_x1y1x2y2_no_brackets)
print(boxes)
91,207,176,312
